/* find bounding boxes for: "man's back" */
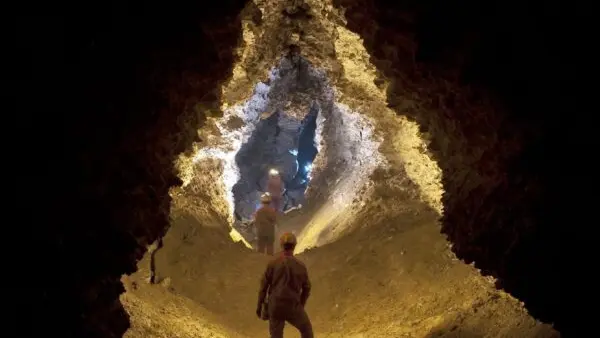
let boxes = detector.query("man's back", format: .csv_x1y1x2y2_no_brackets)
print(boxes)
254,206,277,238
267,254,310,305
257,233,314,338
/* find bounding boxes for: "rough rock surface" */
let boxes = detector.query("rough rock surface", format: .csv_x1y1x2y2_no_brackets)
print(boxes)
17,1,248,337
16,0,578,336
333,0,568,331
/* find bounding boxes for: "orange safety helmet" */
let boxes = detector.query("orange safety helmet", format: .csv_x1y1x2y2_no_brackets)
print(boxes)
260,192,272,203
279,232,297,247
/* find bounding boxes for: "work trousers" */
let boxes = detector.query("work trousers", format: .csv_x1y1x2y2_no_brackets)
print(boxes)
269,303,313,338
257,236,274,255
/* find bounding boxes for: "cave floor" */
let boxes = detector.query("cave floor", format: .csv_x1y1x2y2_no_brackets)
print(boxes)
122,202,558,338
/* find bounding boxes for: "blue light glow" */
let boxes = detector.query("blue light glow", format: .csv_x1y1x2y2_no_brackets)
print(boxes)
288,149,298,156
304,163,313,180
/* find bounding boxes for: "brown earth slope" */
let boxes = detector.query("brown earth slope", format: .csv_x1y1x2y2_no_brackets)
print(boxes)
123,198,558,338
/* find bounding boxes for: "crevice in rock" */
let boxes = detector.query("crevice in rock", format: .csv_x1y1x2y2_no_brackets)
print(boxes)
147,238,163,285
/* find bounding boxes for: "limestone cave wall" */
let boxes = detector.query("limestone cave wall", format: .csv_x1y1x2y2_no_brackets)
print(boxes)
16,1,250,337
334,0,572,332
15,0,577,336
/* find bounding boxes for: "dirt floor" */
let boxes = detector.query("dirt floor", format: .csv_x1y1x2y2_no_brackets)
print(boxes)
122,199,559,338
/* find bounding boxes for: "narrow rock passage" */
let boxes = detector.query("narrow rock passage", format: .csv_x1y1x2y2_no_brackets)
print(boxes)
20,0,573,336
119,5,560,335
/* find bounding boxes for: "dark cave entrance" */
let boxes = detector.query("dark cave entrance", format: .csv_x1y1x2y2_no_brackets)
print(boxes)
232,104,319,223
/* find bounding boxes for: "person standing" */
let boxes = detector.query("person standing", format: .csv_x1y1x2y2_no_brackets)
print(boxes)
266,168,284,212
257,232,313,338
253,193,277,255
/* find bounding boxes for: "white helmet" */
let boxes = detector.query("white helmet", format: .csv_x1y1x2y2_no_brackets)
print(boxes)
260,192,272,203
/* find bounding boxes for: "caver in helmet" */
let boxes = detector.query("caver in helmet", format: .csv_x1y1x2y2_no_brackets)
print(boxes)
269,168,280,177
260,192,272,204
279,232,297,249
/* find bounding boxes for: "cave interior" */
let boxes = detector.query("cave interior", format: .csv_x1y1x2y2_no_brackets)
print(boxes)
14,0,582,336
232,96,319,222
